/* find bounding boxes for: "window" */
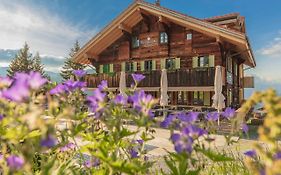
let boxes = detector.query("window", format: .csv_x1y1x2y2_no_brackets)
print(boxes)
125,62,134,72
144,60,153,71
166,58,175,70
193,91,204,105
103,64,110,73
198,56,209,67
160,32,168,44
132,36,140,48
186,33,192,40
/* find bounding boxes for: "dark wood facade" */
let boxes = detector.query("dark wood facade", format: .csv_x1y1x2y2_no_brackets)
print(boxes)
75,1,255,109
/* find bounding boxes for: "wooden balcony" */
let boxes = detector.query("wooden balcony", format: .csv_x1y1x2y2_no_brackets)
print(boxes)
85,68,215,89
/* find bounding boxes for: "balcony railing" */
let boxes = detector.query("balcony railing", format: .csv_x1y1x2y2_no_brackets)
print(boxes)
85,68,215,88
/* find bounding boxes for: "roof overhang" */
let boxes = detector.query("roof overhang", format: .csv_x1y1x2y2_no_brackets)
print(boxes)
73,1,255,67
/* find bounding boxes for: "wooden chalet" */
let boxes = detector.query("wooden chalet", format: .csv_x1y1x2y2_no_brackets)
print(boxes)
73,0,255,109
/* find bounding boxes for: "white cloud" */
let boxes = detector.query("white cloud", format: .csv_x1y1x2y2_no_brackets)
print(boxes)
0,1,98,58
259,31,281,57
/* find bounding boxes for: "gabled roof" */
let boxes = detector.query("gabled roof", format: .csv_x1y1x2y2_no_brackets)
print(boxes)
73,0,255,67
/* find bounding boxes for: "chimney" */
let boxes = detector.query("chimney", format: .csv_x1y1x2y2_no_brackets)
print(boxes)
155,0,160,6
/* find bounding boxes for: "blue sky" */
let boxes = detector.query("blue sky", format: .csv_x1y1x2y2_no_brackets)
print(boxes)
0,0,281,85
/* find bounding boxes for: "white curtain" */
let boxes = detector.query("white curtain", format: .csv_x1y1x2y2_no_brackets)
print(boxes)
160,69,169,106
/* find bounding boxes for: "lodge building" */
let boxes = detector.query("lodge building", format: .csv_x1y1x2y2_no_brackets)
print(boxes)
73,0,255,109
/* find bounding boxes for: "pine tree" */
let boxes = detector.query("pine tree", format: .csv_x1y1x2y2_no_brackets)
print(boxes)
60,41,85,81
7,43,49,79
7,42,33,77
31,52,50,79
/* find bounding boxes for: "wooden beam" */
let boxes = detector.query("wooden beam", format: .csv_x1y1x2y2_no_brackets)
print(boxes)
158,15,170,27
118,23,132,34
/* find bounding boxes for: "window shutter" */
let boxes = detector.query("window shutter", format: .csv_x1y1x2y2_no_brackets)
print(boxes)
109,64,114,73
204,91,211,106
175,57,181,69
141,61,145,71
209,55,215,67
192,57,198,68
152,60,156,70
133,62,137,72
161,59,166,70
121,62,125,72
99,65,103,74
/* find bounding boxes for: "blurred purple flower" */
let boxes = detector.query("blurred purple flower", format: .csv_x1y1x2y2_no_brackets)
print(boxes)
27,71,47,90
160,114,175,128
84,158,100,168
87,88,106,113
129,148,139,158
50,84,68,95
0,153,3,160
98,80,108,90
114,94,127,105
171,133,193,154
129,90,154,117
244,150,256,158
6,155,24,170
242,123,249,133
183,125,207,139
205,112,219,121
73,70,86,77
274,152,281,160
41,135,57,148
0,76,12,87
177,112,198,123
0,114,4,121
223,107,236,119
60,142,76,152
2,82,30,102
132,74,145,83
136,139,144,145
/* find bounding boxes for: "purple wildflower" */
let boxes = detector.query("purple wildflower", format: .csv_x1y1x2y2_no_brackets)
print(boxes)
132,74,145,83
205,112,219,121
0,76,12,88
242,123,249,133
41,135,57,148
84,158,100,168
6,155,24,170
244,150,257,158
2,82,30,102
136,139,144,145
177,112,198,123
171,133,193,154
223,107,236,119
60,142,76,152
274,152,281,160
27,71,47,90
129,148,139,158
114,94,127,105
160,114,175,128
73,70,86,77
0,114,4,121
98,80,108,90
50,84,68,95
182,125,207,139
87,88,106,113
129,90,154,118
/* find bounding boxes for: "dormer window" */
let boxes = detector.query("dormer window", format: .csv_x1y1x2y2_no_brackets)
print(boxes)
132,36,140,48
160,32,168,44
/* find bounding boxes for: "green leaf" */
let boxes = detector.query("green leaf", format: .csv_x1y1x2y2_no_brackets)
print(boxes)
197,148,234,162
23,129,42,139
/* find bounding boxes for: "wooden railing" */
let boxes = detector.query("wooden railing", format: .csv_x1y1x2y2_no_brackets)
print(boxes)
85,68,215,88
